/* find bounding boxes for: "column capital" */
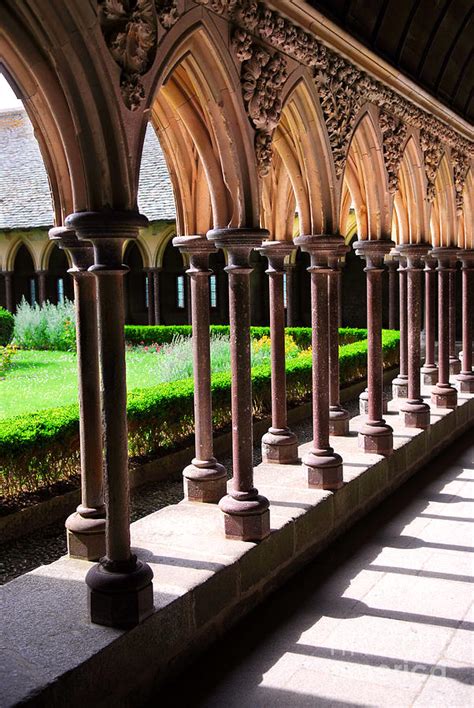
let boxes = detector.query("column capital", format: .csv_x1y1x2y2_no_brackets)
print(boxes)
431,246,459,269
396,243,430,269
49,226,94,272
258,239,295,272
457,249,474,268
353,239,394,268
422,251,437,270
173,235,216,272
295,234,347,270
207,227,269,270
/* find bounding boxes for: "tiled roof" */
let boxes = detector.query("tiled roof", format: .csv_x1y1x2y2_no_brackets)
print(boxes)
0,109,175,230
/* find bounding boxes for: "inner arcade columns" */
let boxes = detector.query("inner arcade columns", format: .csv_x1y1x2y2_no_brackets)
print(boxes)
328,251,350,435
258,240,298,463
173,236,227,502
1,271,14,312
392,254,408,399
294,235,344,489
386,258,398,330
396,244,431,428
48,227,105,560
421,254,438,385
449,266,461,374
207,228,270,541
456,250,474,393
353,240,393,456
431,247,458,409
66,210,153,629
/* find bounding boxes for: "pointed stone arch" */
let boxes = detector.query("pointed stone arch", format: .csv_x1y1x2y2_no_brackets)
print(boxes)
430,154,457,247
342,107,392,240
394,135,430,245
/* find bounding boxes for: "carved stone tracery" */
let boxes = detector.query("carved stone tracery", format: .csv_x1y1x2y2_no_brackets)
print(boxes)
98,0,178,111
232,29,288,177
379,111,408,193
420,128,444,202
451,149,469,214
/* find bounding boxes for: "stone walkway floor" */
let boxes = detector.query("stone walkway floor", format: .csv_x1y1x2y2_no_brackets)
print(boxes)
154,428,473,707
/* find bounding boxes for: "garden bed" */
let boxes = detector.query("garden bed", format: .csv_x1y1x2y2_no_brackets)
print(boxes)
0,326,399,501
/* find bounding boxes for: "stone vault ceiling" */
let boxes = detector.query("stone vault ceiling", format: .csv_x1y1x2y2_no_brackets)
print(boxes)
305,0,474,123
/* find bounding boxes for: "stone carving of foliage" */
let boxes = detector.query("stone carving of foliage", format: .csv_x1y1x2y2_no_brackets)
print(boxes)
314,54,364,178
451,149,469,214
420,128,444,202
379,111,407,193
232,30,288,176
98,0,178,110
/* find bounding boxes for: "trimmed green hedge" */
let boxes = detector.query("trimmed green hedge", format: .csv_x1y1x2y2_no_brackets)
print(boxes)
0,307,14,346
0,328,399,498
124,324,368,348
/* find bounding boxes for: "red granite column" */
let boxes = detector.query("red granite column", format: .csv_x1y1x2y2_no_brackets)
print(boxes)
207,228,270,541
49,227,105,560
284,261,297,327
448,265,461,374
392,255,408,399
456,250,474,393
396,244,431,428
328,251,350,435
3,271,14,312
66,211,153,629
386,258,398,329
173,236,227,501
354,240,394,455
36,270,47,305
152,268,161,325
420,253,438,385
431,247,458,408
146,269,155,325
258,240,298,463
294,235,344,488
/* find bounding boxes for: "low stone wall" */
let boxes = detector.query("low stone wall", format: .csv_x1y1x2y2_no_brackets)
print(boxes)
4,381,471,708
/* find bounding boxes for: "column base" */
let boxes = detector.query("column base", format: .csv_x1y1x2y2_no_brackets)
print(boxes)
219,493,270,541
431,384,458,409
456,372,474,393
261,428,299,464
65,511,106,561
449,357,461,375
400,399,431,429
303,448,343,490
420,365,438,386
359,389,389,415
86,556,154,629
358,420,393,456
392,376,409,399
329,406,350,436
183,458,227,504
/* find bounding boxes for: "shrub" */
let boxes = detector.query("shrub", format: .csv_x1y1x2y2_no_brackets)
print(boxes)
0,307,14,346
0,343,18,377
0,330,399,498
13,298,77,351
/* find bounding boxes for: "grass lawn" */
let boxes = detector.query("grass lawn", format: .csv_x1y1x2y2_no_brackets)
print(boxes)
0,349,187,419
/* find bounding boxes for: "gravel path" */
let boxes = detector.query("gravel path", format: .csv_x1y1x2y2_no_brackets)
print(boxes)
0,394,365,585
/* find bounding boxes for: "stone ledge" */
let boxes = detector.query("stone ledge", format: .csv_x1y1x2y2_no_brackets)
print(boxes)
2,382,471,708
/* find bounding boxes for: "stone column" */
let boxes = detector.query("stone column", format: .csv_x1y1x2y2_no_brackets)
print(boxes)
328,251,350,435
386,258,398,329
4,271,14,312
353,240,394,456
36,270,47,305
258,240,298,463
151,267,161,325
396,244,431,428
207,228,270,541
431,247,458,408
66,210,153,629
173,236,227,502
49,227,105,560
284,261,297,327
294,234,344,488
392,255,408,399
146,269,155,325
448,265,461,374
456,250,474,393
420,253,438,385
